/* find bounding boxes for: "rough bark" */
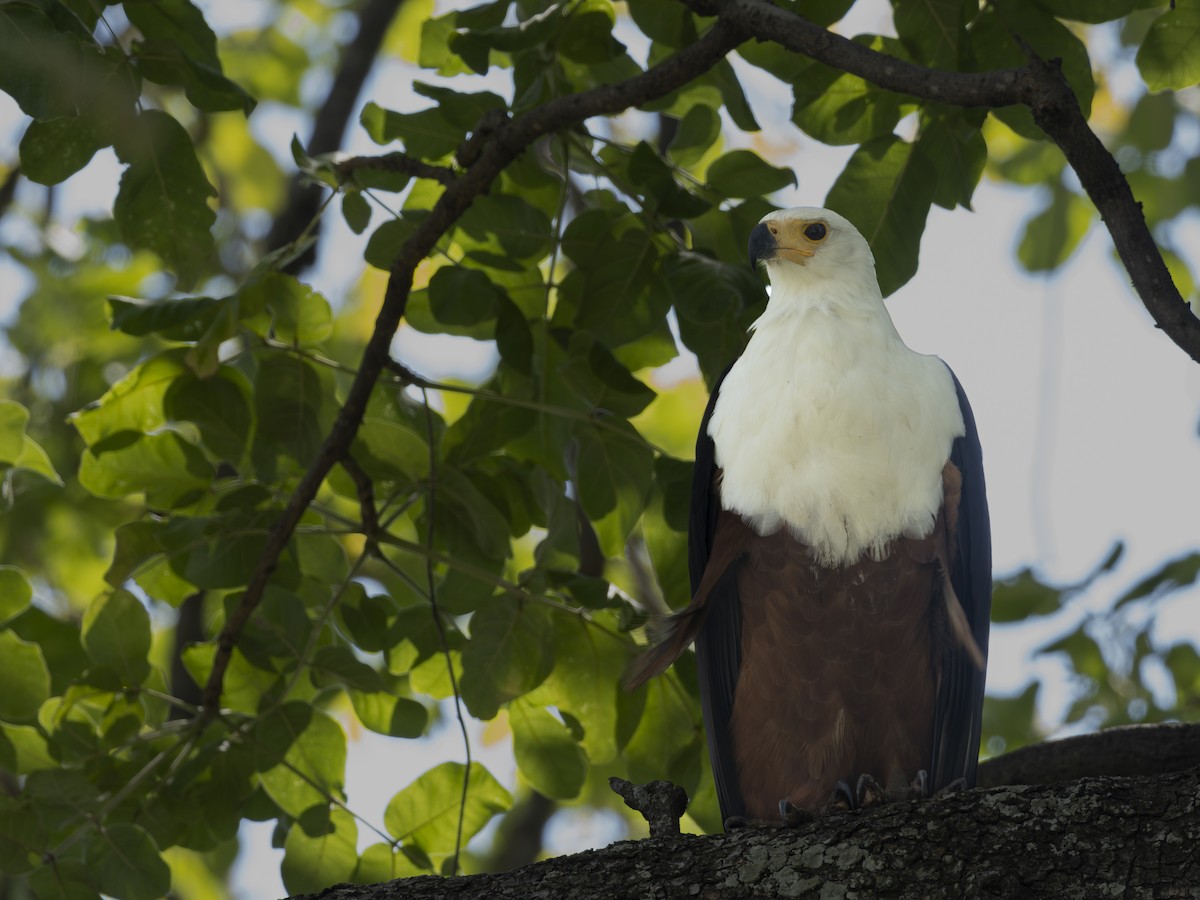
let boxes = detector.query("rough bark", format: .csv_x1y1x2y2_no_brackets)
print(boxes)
294,764,1200,900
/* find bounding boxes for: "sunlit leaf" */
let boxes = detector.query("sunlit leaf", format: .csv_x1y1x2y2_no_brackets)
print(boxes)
0,631,50,722
1136,3,1200,92
256,704,347,818
383,761,511,859
281,806,358,896
79,430,213,508
510,702,587,799
0,566,33,628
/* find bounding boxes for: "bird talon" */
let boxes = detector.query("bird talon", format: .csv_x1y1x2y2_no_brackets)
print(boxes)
856,773,884,808
779,798,814,826
910,769,930,798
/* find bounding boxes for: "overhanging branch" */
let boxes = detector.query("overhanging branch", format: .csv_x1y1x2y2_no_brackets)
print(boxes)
690,0,1200,364
198,20,744,718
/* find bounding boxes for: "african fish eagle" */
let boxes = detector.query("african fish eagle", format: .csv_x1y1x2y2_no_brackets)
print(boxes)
630,206,991,826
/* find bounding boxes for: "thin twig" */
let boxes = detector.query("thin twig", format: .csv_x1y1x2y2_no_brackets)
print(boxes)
337,152,458,187
420,385,471,877
341,453,379,541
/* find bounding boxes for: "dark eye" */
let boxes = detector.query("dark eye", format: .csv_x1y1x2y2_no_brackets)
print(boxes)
804,223,827,241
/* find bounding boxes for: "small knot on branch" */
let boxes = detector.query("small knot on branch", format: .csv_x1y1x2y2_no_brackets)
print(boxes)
608,777,689,838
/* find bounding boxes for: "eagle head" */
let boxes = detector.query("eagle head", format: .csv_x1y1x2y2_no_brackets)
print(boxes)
748,207,876,286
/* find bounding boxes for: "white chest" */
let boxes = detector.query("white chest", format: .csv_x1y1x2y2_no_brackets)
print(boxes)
707,310,965,567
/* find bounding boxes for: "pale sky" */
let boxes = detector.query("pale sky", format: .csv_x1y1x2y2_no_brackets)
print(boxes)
1,1,1198,896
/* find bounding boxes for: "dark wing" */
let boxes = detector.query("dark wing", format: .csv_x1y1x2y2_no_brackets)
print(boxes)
689,364,747,823
931,364,992,791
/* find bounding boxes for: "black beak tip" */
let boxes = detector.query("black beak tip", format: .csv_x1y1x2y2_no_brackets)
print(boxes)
747,222,775,271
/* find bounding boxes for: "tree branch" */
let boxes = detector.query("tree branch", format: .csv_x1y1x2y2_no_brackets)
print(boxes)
293,764,1200,899
337,153,458,187
978,721,1200,788
265,0,408,261
690,0,1200,364
198,20,744,719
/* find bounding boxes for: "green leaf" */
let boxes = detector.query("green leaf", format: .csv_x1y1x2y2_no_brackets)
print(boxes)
163,367,254,465
991,569,1064,623
19,115,110,185
310,646,386,693
557,333,656,417
527,610,627,764
0,567,33,627
460,600,555,719
968,2,1094,139
0,722,56,774
705,149,796,198
81,590,152,685
355,843,429,881
572,419,655,558
252,354,336,478
364,217,419,271
791,36,913,146
124,0,222,68
1116,553,1200,608
623,675,699,788
383,761,511,859
257,704,347,817
1136,4,1200,92
510,702,587,799
342,190,372,234
349,689,429,738
0,4,97,118
1017,188,1093,272
28,861,101,900
133,38,255,114
893,0,966,67
0,401,28,462
113,110,217,287
919,113,987,210
84,823,170,900
668,103,721,168
0,630,50,721
825,134,937,297
456,193,553,262
282,806,358,896
239,272,334,344
71,350,188,446
79,430,214,508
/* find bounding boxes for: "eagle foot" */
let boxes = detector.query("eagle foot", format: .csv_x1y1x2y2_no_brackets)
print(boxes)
778,799,815,827
823,779,856,814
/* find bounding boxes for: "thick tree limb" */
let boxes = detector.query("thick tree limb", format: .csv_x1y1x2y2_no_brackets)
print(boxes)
978,721,1200,788
294,765,1200,899
198,21,743,717
687,0,1200,364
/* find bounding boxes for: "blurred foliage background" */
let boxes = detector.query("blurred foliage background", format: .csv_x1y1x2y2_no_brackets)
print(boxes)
1,0,1199,897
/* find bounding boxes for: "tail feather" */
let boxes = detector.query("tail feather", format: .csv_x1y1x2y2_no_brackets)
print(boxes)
624,510,751,690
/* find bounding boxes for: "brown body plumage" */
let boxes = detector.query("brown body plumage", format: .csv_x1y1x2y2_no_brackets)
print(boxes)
629,463,972,818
